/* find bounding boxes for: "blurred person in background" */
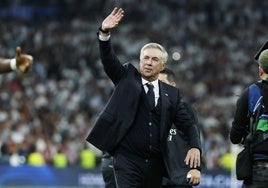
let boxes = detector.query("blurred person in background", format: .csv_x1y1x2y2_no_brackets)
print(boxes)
79,143,96,169
0,46,33,165
27,144,45,166
218,147,236,171
159,68,201,188
230,41,268,187
86,8,201,185
53,147,68,168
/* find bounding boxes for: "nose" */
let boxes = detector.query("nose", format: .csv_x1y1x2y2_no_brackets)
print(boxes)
145,58,153,65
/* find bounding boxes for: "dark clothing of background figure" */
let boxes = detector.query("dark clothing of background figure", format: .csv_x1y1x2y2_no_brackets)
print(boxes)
230,80,268,187
86,38,201,188
162,102,201,188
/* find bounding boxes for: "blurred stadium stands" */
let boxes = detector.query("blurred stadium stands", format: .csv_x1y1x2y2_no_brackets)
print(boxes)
0,0,267,187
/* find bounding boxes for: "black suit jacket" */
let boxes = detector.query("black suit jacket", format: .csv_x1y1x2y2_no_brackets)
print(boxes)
86,38,201,178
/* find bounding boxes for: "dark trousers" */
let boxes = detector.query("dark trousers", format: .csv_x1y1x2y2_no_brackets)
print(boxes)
113,153,164,188
162,177,192,188
243,182,268,188
101,156,116,188
163,186,192,188
242,163,268,188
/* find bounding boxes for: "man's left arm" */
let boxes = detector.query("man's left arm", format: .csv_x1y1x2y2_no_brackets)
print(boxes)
174,98,201,168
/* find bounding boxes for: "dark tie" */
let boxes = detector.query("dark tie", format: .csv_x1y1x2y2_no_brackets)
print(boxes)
146,83,155,109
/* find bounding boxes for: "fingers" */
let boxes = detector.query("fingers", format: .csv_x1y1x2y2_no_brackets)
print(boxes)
111,7,124,20
111,7,118,15
16,46,21,57
187,170,201,186
188,175,200,186
184,154,190,165
184,148,201,168
190,156,195,168
197,157,201,166
191,157,200,168
26,55,33,62
111,7,124,16
184,152,195,167
102,7,124,31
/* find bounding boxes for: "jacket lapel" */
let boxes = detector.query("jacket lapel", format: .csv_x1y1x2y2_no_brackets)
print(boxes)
159,82,171,141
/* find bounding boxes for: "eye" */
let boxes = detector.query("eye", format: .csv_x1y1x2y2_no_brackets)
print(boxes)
143,56,150,60
152,57,160,62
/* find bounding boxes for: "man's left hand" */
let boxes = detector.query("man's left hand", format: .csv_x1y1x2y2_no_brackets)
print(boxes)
184,148,200,168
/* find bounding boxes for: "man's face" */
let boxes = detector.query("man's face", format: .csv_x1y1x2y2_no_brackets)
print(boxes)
158,73,176,87
139,48,165,82
158,74,169,84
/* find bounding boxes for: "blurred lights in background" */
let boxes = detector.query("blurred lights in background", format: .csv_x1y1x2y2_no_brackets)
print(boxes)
172,51,181,61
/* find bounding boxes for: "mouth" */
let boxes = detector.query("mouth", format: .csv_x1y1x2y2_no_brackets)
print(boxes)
144,67,152,72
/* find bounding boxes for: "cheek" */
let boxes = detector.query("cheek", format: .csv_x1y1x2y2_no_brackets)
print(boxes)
155,64,164,72
139,62,144,70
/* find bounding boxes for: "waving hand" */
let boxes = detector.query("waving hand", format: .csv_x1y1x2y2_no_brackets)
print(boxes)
101,7,124,32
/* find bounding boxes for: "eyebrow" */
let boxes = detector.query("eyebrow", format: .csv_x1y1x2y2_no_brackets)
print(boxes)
143,55,161,59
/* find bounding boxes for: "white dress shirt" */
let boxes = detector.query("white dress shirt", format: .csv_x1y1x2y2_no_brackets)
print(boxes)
142,77,159,106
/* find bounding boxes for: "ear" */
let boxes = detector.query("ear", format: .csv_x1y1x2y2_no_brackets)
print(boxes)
161,63,165,71
259,66,264,74
171,81,176,87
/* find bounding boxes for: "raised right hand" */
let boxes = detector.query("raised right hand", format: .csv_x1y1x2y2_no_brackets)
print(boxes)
101,7,124,32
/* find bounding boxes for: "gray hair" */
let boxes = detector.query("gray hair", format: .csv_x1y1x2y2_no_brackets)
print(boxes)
139,43,168,64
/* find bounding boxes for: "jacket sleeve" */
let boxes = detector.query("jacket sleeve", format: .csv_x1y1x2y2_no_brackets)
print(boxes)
230,88,250,144
174,95,201,151
99,38,125,84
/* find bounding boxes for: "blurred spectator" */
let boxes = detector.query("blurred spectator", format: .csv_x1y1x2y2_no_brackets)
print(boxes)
219,148,236,171
53,148,68,168
27,144,45,166
79,143,96,169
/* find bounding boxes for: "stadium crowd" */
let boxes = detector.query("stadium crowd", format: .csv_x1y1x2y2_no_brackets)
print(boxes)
0,0,267,171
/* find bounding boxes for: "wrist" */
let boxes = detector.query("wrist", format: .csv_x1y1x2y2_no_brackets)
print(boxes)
190,166,202,172
10,58,18,71
97,26,110,41
99,26,109,34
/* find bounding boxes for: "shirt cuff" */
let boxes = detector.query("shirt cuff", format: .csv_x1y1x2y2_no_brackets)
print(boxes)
99,34,110,41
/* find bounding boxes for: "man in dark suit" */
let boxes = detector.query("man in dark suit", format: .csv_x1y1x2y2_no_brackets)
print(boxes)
100,68,201,188
86,7,201,188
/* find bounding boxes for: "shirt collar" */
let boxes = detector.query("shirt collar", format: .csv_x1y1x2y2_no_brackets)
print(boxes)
141,77,158,88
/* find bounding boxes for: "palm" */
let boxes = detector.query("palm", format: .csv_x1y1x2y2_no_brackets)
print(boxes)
17,56,32,72
102,7,124,30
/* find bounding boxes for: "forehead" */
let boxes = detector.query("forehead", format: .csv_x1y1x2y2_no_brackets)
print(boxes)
142,48,162,57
